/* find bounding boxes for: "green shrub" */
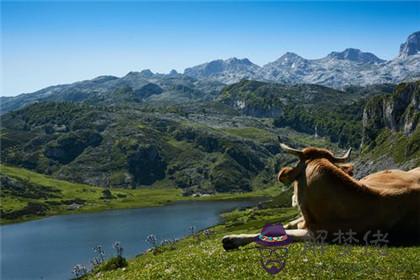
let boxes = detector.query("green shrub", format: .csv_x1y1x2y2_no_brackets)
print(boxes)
97,256,128,272
101,189,114,200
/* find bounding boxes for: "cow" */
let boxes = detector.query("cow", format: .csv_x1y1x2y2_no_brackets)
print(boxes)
222,143,420,250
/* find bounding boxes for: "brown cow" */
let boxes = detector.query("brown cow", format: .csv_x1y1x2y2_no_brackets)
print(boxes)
222,144,420,250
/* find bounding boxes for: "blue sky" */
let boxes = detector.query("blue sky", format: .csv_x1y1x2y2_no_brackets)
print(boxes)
1,1,419,97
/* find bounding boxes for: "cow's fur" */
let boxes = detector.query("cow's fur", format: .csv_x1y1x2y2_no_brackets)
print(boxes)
285,163,354,230
222,146,420,250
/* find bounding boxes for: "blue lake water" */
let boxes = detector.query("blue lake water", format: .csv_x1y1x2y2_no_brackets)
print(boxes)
0,200,257,280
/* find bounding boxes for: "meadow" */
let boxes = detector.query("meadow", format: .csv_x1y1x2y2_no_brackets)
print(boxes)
84,198,420,280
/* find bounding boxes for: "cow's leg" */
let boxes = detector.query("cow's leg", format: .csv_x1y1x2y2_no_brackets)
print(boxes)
222,229,310,251
284,216,305,229
286,229,310,241
222,233,258,251
297,219,306,229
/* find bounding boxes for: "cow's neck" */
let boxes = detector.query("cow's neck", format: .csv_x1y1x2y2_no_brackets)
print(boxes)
297,159,374,230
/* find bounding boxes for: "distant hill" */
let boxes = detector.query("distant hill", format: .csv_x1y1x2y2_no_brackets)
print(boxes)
2,100,341,194
0,72,225,114
217,80,394,148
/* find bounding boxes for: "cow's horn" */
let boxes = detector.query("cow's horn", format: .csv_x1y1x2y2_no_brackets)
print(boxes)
332,148,352,163
278,140,303,157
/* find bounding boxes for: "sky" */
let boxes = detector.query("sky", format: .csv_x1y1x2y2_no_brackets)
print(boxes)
1,1,419,97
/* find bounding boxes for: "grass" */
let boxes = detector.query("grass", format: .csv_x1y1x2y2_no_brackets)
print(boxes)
0,165,279,225
84,201,420,280
367,128,420,165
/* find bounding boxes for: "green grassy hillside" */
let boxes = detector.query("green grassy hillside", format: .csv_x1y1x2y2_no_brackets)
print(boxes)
0,101,342,195
0,165,278,224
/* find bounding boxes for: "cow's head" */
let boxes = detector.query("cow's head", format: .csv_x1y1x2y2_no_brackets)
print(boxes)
277,139,351,185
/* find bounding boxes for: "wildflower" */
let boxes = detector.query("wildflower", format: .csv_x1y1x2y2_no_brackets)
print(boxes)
146,234,158,248
72,264,88,278
113,241,124,257
92,245,105,265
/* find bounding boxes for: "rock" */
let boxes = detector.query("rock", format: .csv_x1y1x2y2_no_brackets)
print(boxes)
362,81,419,146
399,31,420,58
127,145,166,185
327,48,385,64
67,203,81,210
184,57,260,84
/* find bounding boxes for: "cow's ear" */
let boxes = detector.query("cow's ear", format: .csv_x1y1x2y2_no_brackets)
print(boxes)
278,166,301,184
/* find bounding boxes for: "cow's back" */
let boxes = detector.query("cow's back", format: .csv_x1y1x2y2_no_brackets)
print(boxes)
359,168,420,195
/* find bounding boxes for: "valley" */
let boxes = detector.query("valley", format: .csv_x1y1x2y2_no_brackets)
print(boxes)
2,3,420,279
1,79,419,225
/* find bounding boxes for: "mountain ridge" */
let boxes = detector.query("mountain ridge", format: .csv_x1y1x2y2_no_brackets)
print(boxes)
184,31,419,88
2,31,419,114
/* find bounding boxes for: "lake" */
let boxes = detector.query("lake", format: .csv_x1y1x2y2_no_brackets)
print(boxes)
0,200,257,280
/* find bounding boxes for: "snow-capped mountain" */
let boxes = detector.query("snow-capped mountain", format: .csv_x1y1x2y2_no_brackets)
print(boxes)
326,48,385,64
184,57,260,84
184,31,420,89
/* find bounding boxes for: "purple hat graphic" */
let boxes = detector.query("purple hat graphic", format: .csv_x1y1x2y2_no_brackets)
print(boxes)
254,224,292,247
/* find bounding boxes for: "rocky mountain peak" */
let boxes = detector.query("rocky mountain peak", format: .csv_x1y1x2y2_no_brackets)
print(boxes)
124,69,155,79
91,75,119,83
168,69,179,77
139,69,154,78
183,57,260,83
225,57,254,66
327,48,385,64
399,31,420,58
169,69,178,74
279,52,303,61
269,52,305,67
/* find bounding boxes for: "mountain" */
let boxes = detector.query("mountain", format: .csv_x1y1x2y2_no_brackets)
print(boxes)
1,99,335,194
184,31,420,89
256,32,420,89
326,48,385,64
399,31,420,58
184,57,260,84
218,80,395,148
256,50,388,89
1,78,418,203
1,72,225,114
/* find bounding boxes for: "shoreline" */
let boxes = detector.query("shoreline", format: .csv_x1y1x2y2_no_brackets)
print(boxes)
0,191,272,226
1,164,278,226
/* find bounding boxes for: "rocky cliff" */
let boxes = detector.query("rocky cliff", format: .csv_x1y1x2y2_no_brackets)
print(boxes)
362,81,419,147
355,81,420,178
